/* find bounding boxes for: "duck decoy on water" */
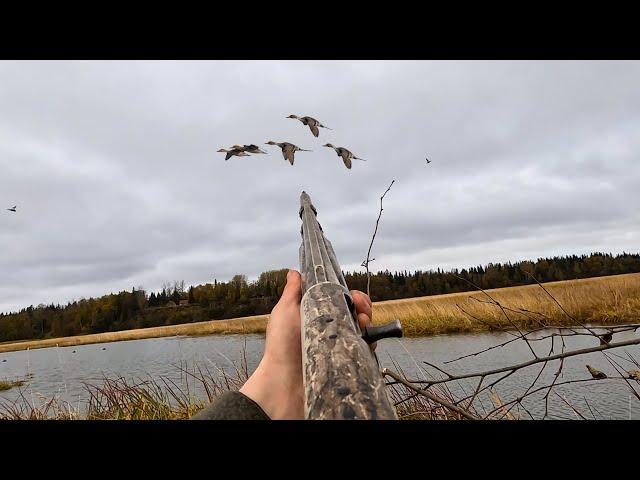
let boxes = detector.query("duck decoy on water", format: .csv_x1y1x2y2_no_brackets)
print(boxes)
286,115,332,138
323,144,366,170
586,365,607,379
627,369,640,380
599,332,613,345
7,205,17,212
231,144,268,154
265,141,311,165
217,148,250,161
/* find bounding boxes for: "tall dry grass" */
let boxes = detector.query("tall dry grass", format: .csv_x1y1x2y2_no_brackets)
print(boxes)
1,273,638,354
373,273,640,336
0,359,485,420
0,357,252,420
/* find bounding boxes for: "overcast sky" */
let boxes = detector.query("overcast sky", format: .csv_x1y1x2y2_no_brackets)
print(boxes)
1,60,639,313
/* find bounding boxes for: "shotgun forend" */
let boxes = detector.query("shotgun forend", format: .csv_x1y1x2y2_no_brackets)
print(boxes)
298,191,400,419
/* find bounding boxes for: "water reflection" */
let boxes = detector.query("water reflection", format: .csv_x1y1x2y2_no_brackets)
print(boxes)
0,329,638,419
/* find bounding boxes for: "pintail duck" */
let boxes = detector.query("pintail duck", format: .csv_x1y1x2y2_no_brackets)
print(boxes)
323,143,366,170
286,115,332,138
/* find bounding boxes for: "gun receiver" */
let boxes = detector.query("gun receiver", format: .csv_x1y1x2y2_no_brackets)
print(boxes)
299,191,401,420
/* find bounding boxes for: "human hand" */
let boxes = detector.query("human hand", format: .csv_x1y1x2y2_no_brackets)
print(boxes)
239,269,374,420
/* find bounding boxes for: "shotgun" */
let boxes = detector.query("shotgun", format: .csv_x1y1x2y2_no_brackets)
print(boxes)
299,191,402,419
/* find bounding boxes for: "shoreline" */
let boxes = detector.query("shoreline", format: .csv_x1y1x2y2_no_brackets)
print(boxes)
0,315,270,354
1,272,638,354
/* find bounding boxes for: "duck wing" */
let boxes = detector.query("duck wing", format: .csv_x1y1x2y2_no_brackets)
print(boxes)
340,151,352,169
282,144,296,165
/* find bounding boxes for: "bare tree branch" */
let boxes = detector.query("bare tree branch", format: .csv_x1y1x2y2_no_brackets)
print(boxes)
382,368,479,420
362,180,395,298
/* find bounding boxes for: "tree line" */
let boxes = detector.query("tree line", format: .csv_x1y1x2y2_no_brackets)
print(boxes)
1,252,639,343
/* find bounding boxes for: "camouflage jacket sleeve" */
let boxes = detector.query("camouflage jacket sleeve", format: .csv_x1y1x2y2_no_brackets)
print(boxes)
190,391,270,420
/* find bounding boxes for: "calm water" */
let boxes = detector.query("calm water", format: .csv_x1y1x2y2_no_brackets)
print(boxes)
1,329,638,419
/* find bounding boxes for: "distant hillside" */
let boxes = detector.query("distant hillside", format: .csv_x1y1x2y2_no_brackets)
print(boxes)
1,252,639,343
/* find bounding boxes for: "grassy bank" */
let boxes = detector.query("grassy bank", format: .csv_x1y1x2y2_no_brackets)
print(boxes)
1,273,638,353
374,272,640,336
0,314,269,354
0,362,472,420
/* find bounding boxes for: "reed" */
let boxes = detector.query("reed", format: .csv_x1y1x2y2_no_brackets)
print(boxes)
372,273,640,337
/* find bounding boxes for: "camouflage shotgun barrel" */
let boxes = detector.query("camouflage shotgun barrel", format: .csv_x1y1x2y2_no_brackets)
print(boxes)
299,191,402,420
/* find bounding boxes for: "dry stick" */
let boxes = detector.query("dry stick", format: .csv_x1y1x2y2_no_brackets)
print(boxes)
542,357,564,420
602,351,640,401
500,337,558,419
482,377,621,419
455,303,513,333
518,400,535,420
469,296,550,326
362,179,395,297
522,270,600,337
489,349,554,418
443,323,633,365
583,396,597,420
459,339,557,410
554,391,587,420
459,369,515,408
625,350,640,368
469,297,550,329
608,349,640,366
408,336,640,386
453,274,540,360
382,368,479,420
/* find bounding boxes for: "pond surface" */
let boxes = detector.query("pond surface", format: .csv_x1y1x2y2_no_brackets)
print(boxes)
1,328,638,419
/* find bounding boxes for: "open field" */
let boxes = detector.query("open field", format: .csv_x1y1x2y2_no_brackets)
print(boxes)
374,272,640,336
1,273,639,353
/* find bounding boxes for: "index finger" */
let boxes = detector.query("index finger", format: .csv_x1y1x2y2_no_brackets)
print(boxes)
350,290,372,319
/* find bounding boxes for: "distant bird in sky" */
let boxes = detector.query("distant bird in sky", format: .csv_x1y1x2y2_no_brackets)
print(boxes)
425,157,431,164
7,205,17,212
286,114,332,138
231,144,268,154
323,143,366,170
217,148,250,161
599,332,613,345
265,141,311,165
586,365,607,379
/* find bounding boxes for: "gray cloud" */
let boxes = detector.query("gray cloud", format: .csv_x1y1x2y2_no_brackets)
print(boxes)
1,61,639,313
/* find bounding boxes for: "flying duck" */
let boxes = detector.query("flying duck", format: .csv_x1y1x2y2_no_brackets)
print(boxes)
323,144,366,170
265,141,311,165
217,148,250,161
286,115,332,138
231,144,268,154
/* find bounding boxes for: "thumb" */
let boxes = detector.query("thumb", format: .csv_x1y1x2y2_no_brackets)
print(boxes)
279,270,302,304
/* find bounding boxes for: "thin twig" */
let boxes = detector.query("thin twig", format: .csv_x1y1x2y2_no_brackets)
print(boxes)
362,180,395,298
411,336,640,386
383,368,479,420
